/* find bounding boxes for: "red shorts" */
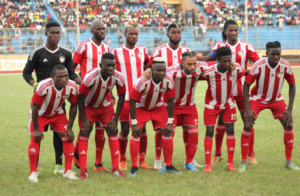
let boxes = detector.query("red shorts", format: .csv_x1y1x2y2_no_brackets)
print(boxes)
204,107,237,126
249,100,287,119
234,96,245,111
119,101,129,122
29,113,68,135
173,105,198,127
131,106,168,131
78,103,114,129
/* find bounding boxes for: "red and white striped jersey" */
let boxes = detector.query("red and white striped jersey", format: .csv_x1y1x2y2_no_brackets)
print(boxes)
212,39,260,97
149,43,191,67
166,61,208,106
79,67,126,107
131,74,175,110
31,78,78,116
111,45,149,101
73,38,110,79
246,58,295,103
202,63,245,110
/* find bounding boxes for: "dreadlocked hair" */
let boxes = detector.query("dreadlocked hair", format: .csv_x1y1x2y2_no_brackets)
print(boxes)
222,20,238,41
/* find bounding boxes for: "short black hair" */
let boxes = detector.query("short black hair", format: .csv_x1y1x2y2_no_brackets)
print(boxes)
101,52,115,62
182,51,197,61
266,41,281,51
167,23,181,33
216,46,232,59
50,64,67,76
46,21,60,31
222,20,238,41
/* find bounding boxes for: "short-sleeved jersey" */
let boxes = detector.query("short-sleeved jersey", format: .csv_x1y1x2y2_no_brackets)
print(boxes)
31,78,78,116
246,58,295,103
148,43,191,67
202,64,245,110
166,61,207,106
210,39,260,97
79,67,126,107
73,39,110,79
23,44,78,83
131,74,175,110
111,45,149,101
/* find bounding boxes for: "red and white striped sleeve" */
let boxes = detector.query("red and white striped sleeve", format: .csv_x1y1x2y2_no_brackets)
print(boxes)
246,59,263,85
236,63,245,78
79,68,99,95
73,42,87,64
165,74,175,99
131,77,148,101
67,80,78,103
281,59,295,85
114,70,126,95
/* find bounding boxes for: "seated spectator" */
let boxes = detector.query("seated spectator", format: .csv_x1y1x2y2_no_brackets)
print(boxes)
258,18,265,26
267,19,273,26
27,37,33,46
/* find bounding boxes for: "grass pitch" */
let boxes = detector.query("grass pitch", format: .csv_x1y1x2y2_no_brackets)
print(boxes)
1,69,300,196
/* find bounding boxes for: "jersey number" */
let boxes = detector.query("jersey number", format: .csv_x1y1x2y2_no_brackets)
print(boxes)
231,114,236,121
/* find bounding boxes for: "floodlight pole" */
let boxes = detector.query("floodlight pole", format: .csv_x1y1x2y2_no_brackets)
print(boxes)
76,0,80,46
245,0,248,42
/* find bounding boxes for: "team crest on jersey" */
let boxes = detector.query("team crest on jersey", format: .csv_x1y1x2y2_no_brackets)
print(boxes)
59,56,65,63
180,55,182,59
277,72,283,78
160,87,167,93
238,50,244,56
229,75,236,81
137,53,142,58
108,85,114,90
62,94,69,100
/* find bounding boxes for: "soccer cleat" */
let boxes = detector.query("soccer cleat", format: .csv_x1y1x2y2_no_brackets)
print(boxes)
79,168,88,179
111,168,126,177
93,163,110,172
73,156,80,169
119,161,127,171
184,163,199,172
154,159,162,169
28,172,38,183
212,155,223,165
54,164,64,174
191,159,203,168
203,165,212,172
139,161,154,170
285,162,300,170
159,165,182,174
248,155,258,165
227,164,238,171
238,163,247,172
129,166,138,178
63,170,78,180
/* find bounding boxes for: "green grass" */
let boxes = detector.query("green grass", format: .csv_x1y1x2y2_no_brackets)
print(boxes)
1,69,300,196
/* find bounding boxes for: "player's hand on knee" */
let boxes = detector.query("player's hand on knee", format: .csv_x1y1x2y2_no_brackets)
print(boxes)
282,109,293,127
245,109,257,126
106,118,118,136
132,125,142,138
142,68,152,79
82,119,92,134
65,129,74,142
33,129,44,143
163,124,173,136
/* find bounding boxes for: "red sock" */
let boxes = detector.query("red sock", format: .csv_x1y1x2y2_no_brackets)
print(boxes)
249,127,255,155
130,135,140,167
186,127,198,163
241,129,252,161
28,135,40,174
155,131,162,160
95,127,105,165
61,136,74,172
162,134,173,166
74,140,79,155
183,130,188,158
78,135,89,169
204,136,213,165
284,129,294,160
226,134,235,164
215,123,225,156
108,136,120,168
139,132,147,164
118,133,128,162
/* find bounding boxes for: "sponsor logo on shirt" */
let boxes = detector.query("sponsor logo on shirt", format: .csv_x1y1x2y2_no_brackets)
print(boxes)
59,56,65,63
277,72,283,78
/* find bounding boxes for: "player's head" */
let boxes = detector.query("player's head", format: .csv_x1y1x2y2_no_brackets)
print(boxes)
91,20,105,41
100,53,116,77
45,21,61,45
181,51,197,75
167,23,181,45
266,41,281,65
151,57,166,83
222,20,238,42
124,25,138,46
216,47,232,71
50,64,68,90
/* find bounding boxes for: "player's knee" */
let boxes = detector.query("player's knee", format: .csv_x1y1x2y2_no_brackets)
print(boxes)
55,131,64,138
206,126,214,137
244,124,252,131
225,123,234,135
121,122,130,136
79,129,90,137
217,115,224,125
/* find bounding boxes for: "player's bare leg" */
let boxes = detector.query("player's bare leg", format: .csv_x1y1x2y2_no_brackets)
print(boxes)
119,121,130,170
204,126,214,172
212,114,224,165
139,125,153,169
94,122,109,172
224,123,237,171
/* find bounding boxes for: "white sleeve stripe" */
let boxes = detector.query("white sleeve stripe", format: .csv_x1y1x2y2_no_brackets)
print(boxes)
29,45,44,61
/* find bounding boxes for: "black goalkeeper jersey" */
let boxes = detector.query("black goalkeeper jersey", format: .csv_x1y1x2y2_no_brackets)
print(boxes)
23,44,78,83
